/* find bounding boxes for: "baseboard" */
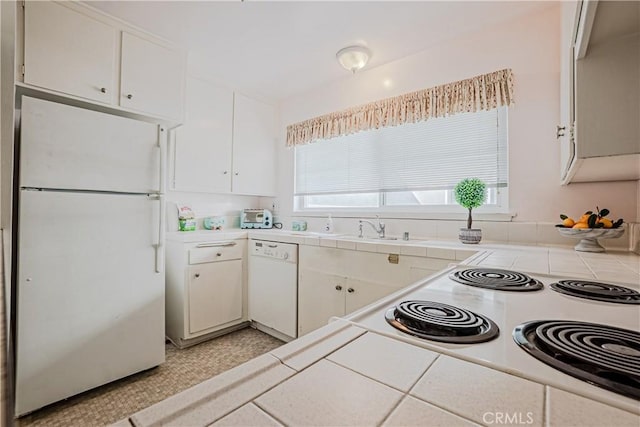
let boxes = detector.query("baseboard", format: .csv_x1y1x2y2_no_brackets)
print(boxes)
167,321,250,349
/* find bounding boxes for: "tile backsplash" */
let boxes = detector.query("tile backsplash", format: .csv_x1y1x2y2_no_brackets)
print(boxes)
281,216,633,250
630,222,640,254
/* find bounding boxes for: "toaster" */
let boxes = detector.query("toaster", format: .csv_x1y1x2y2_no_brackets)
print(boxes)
240,209,273,229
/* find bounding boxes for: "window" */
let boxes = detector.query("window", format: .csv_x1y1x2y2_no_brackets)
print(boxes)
294,107,508,212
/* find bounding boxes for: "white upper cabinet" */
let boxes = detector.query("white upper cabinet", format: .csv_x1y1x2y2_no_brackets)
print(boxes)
21,1,185,122
232,93,277,196
23,1,117,104
559,1,579,180
120,32,184,121
561,0,640,184
173,77,233,193
171,85,277,196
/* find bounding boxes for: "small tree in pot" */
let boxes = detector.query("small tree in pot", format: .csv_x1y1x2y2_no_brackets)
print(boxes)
454,178,486,244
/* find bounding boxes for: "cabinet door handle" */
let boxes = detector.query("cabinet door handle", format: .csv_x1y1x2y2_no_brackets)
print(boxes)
196,241,236,248
347,288,355,293
223,171,228,175
127,94,133,100
100,87,107,94
234,172,239,176
194,273,200,278
216,253,222,257
335,285,342,291
556,125,566,139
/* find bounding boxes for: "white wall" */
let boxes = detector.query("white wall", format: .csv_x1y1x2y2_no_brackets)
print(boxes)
274,4,638,245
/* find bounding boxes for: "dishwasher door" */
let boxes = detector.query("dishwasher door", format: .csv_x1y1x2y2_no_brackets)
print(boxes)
248,240,298,339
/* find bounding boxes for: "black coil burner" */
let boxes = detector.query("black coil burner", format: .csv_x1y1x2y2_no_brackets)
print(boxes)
385,300,499,344
513,320,640,399
550,280,640,304
449,268,544,291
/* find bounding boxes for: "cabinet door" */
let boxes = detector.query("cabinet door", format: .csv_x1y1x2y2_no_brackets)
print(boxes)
298,268,345,336
187,260,242,335
24,1,116,104
232,93,276,196
173,77,233,192
559,1,579,181
120,32,184,120
345,278,402,315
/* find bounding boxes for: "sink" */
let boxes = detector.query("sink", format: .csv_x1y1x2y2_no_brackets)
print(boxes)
288,231,343,237
335,235,428,243
340,236,400,242
360,236,398,241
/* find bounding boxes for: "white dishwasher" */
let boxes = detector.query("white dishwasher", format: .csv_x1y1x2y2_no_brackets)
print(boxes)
248,239,298,341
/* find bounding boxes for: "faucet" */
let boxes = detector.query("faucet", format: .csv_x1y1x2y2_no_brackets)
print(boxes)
359,215,386,239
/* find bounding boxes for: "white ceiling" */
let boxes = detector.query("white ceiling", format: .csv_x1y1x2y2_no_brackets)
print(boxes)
88,1,553,102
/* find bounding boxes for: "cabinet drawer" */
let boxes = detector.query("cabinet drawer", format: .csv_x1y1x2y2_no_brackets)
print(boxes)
188,241,242,264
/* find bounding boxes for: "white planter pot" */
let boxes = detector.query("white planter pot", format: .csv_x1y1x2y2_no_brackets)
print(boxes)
459,228,482,244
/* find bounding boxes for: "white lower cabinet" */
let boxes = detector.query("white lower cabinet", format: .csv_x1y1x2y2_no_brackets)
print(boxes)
188,260,242,335
298,270,346,337
298,246,453,336
165,238,247,348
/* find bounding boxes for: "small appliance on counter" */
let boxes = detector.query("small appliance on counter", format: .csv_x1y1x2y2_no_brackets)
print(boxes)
203,216,226,230
241,209,273,229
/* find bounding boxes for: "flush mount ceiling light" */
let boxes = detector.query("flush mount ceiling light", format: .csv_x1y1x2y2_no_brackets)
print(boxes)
336,45,371,73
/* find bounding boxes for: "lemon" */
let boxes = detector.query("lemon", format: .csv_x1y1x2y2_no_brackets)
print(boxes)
562,218,575,227
572,222,590,229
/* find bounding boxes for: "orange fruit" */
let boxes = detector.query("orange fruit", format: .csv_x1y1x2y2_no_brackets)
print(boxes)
562,218,575,227
572,222,589,229
578,214,591,224
598,218,613,228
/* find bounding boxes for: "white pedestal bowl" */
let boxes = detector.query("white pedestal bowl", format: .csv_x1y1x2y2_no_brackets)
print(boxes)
557,227,625,253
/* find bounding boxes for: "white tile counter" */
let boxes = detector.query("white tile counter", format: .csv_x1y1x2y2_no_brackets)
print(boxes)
117,229,640,426
245,228,640,284
118,321,639,427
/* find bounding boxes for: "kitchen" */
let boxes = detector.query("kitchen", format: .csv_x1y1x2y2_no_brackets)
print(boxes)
0,0,639,426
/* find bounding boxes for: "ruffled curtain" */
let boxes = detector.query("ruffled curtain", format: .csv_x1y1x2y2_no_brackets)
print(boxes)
286,68,514,147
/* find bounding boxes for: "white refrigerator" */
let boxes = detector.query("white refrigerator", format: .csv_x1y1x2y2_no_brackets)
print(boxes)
15,96,166,416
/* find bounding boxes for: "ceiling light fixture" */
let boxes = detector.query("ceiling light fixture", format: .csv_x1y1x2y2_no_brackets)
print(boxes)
336,45,371,74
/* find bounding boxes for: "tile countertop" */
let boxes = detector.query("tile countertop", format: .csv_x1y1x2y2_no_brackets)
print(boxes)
118,229,640,427
166,228,640,284
118,320,640,427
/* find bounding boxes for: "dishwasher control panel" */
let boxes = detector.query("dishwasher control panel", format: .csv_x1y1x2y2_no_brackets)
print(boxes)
250,240,298,263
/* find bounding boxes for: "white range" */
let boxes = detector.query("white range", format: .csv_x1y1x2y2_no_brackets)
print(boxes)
347,265,640,414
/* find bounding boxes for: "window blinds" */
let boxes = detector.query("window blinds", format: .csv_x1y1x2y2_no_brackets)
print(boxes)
294,107,507,196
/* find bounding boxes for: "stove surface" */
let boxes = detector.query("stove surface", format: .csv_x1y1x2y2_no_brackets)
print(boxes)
549,279,640,304
347,266,640,414
384,300,499,343
513,320,640,400
450,267,544,291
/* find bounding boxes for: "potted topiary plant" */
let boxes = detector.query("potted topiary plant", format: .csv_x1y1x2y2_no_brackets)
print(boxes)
454,178,486,244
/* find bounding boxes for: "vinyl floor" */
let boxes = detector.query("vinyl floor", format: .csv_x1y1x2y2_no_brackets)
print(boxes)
16,327,284,427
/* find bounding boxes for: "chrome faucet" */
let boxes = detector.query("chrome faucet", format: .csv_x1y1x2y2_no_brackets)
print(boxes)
359,215,386,239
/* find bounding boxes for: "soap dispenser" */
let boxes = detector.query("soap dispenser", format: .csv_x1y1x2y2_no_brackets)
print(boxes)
324,214,334,233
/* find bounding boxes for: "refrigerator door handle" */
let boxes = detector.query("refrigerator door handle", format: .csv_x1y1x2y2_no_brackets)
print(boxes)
151,194,166,273
157,126,167,195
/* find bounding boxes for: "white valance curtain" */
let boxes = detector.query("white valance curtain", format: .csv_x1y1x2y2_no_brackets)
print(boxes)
286,68,514,147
